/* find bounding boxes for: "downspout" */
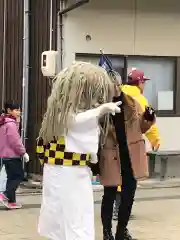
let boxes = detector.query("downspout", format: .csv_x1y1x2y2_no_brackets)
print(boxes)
1,0,7,109
21,0,30,147
58,0,66,70
58,0,90,70
49,0,53,51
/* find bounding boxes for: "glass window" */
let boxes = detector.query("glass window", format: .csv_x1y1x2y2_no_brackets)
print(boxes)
127,56,175,109
76,54,125,77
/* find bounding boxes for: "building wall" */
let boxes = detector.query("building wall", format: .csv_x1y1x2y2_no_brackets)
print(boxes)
62,0,180,151
27,0,59,174
0,0,4,105
63,0,180,65
0,0,59,174
0,0,24,108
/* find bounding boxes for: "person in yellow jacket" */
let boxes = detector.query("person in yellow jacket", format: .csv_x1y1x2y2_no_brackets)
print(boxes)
113,68,160,221
121,68,160,150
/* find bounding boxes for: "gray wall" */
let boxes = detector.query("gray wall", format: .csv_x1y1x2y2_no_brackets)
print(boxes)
60,0,180,151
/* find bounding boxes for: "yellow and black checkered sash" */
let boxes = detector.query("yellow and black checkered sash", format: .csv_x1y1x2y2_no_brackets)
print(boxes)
36,136,91,166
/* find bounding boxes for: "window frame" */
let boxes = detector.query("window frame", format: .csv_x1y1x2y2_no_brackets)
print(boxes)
76,53,180,117
125,55,179,117
76,53,127,83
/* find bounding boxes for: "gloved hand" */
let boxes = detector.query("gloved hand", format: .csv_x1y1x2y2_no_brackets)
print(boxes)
23,153,29,163
78,101,122,121
144,106,156,122
99,101,122,116
90,153,98,164
152,142,160,152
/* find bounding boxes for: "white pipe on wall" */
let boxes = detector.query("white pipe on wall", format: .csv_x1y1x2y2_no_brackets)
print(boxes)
57,0,66,70
49,0,53,50
21,0,29,147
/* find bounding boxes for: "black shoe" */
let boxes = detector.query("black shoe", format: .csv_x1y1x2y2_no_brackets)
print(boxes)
123,229,133,240
115,228,135,240
103,229,115,240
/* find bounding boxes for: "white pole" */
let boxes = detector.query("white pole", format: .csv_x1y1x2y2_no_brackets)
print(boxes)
2,0,7,109
57,0,65,70
21,0,29,146
21,0,30,175
49,0,53,50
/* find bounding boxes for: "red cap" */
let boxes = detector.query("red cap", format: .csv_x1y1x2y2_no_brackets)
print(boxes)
127,68,150,84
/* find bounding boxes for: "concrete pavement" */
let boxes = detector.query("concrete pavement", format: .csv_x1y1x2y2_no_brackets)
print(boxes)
0,187,180,240
20,177,180,191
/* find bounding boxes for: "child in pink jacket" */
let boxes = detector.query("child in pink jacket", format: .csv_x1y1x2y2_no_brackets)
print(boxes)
0,102,29,209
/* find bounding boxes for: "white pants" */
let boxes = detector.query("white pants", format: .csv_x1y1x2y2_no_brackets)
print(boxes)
38,164,95,240
0,165,7,193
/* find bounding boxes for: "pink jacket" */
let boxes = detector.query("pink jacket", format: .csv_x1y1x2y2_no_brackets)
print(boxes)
0,116,26,158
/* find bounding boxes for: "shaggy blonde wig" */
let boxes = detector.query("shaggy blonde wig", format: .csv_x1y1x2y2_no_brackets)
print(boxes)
39,61,114,143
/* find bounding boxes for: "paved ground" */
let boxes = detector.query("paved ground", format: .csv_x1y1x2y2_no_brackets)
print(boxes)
0,187,180,240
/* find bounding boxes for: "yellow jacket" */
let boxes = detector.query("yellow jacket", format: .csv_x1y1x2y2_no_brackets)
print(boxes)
121,85,160,148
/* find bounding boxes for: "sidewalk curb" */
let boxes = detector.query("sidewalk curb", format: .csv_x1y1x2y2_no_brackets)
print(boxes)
17,180,180,196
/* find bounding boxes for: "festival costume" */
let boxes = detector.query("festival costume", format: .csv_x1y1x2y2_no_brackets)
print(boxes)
36,61,120,240
37,112,98,240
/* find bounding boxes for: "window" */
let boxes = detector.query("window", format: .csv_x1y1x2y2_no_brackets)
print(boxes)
76,53,126,82
76,53,180,116
127,56,175,111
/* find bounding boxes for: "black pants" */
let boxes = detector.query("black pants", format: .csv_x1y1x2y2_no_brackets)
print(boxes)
101,154,137,234
3,158,24,203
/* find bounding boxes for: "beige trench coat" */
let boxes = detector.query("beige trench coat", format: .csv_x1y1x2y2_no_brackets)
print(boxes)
99,96,153,186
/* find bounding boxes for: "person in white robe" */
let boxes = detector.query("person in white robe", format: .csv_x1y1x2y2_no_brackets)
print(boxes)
36,61,121,240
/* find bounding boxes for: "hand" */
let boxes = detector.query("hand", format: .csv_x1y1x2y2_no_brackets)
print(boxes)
90,153,98,164
95,101,122,118
152,143,160,152
144,106,156,122
23,153,29,163
104,101,122,115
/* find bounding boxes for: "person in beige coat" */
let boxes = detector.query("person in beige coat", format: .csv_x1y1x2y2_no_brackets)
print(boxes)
99,90,155,240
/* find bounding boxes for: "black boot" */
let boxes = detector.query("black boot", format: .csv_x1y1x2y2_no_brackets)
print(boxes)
115,228,135,240
103,229,115,240
123,229,134,240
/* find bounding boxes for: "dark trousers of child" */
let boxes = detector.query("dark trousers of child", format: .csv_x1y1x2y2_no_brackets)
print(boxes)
3,158,24,203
